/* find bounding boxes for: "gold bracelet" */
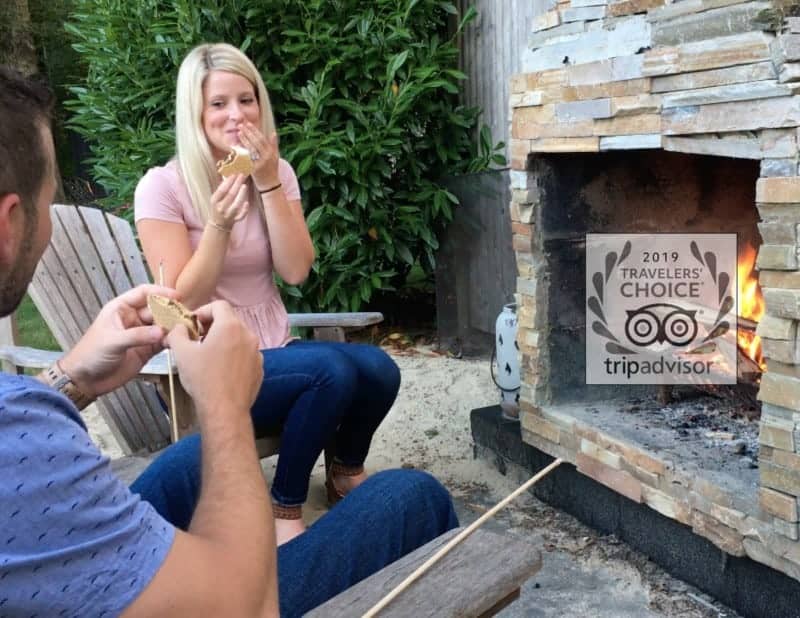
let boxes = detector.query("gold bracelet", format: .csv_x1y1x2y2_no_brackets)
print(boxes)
207,220,232,233
39,360,95,411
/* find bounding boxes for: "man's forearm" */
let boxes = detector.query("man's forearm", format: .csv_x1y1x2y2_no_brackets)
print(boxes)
190,405,278,614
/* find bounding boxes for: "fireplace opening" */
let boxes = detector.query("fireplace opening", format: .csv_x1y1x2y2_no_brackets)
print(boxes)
532,149,763,489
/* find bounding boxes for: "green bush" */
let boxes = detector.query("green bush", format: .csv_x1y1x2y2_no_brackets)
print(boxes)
66,0,504,312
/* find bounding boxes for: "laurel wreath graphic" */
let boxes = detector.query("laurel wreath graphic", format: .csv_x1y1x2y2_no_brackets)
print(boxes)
587,240,733,356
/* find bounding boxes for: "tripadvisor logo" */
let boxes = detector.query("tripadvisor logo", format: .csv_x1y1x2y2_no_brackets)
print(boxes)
585,234,738,385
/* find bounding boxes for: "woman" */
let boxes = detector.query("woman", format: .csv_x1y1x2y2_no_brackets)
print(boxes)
134,43,400,545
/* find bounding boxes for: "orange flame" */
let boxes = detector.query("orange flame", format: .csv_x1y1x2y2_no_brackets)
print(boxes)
737,243,765,369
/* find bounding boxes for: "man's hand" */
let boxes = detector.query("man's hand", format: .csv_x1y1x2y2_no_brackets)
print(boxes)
60,284,177,398
165,300,263,419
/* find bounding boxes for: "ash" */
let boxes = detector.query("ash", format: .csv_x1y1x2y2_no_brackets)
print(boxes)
594,384,760,483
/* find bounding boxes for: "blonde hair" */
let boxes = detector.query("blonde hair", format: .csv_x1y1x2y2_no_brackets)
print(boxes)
175,43,276,222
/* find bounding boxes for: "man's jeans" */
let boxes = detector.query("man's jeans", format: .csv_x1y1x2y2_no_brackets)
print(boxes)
132,445,458,616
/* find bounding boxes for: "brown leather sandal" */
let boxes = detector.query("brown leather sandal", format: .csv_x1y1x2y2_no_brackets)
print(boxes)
272,502,302,520
325,461,364,506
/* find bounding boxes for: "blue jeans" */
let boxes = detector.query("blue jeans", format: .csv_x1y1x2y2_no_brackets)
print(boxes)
131,454,458,617
254,340,400,506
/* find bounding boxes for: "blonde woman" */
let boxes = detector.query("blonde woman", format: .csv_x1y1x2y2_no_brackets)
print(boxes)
134,43,400,546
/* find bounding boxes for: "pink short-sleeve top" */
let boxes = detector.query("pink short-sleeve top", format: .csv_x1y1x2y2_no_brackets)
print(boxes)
134,158,302,349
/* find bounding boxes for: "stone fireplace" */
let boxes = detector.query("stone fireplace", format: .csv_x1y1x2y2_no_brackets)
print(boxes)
509,0,800,580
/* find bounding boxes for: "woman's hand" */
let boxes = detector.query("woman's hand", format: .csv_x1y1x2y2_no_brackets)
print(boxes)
238,121,280,191
210,173,250,230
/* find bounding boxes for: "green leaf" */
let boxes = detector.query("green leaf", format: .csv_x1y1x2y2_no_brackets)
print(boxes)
297,154,315,177
395,241,414,265
386,50,409,82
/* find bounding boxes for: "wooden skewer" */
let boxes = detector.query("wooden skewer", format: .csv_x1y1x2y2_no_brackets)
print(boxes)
159,260,180,444
361,458,563,618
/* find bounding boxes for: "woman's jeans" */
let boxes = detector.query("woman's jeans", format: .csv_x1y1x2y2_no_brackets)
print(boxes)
254,340,401,506
132,455,458,617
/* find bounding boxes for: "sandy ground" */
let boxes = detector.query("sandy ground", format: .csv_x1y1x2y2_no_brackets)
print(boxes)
84,345,737,617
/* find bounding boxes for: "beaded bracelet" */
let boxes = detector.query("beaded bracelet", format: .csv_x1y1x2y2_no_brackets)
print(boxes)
259,182,282,195
207,220,232,233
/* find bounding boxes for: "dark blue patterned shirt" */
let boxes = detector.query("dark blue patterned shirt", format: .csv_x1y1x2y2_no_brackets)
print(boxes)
0,374,174,617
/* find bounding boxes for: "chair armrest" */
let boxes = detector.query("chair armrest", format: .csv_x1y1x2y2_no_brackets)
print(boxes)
288,312,383,328
0,345,62,371
0,345,174,377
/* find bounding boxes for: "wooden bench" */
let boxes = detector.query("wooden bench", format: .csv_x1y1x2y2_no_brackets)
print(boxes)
308,527,542,617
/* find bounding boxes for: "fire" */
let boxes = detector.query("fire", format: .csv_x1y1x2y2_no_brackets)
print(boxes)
737,243,765,369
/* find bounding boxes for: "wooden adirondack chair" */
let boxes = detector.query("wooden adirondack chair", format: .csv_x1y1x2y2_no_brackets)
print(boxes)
0,203,383,455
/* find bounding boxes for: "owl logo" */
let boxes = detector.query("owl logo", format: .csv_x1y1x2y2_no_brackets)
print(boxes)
624,303,698,347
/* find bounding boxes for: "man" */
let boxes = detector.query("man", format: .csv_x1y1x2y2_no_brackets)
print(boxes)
0,67,458,617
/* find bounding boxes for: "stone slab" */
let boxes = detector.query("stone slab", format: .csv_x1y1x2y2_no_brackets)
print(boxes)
761,271,800,290
572,77,652,100
691,509,746,556
612,55,645,81
608,0,665,17
647,0,759,22
661,80,793,108
556,98,613,121
760,129,798,158
524,30,609,73
576,452,643,503
651,61,776,93
511,74,528,94
580,438,622,468
761,358,800,382
521,411,562,444
760,419,797,451
600,134,662,150
756,244,799,270
643,31,772,77
758,204,800,220
762,159,798,177
774,518,800,541
529,21,588,50
762,461,800,496
761,487,800,522
594,113,661,135
759,369,800,411
757,176,800,203
562,5,607,21
510,91,544,108
762,338,800,364
571,0,608,7
663,133,761,159
757,314,798,340
745,536,800,581
762,403,800,423
780,63,800,84
663,97,800,135
610,94,661,116
641,485,692,524
532,10,561,32
651,2,773,47
607,15,653,58
530,136,600,152
775,33,800,63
